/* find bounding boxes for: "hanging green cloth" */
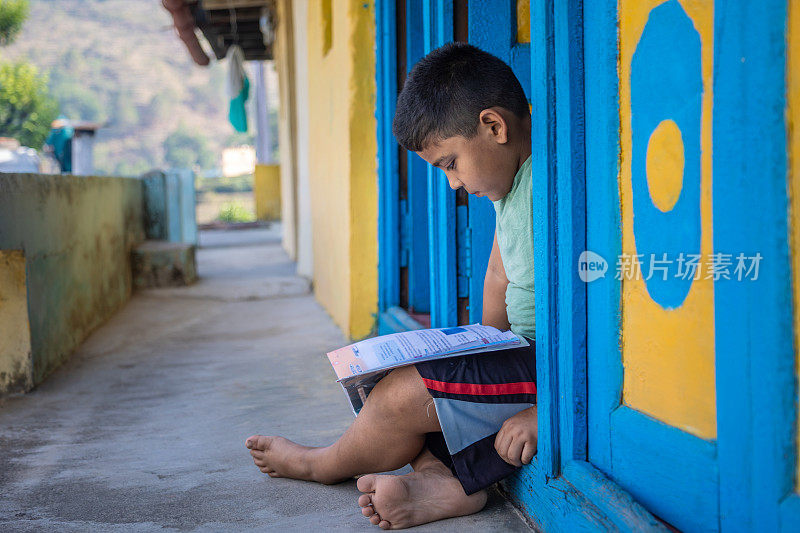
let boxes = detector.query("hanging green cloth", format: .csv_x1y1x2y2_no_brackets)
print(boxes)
227,45,250,133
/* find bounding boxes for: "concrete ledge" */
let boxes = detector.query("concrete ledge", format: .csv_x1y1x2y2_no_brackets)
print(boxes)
132,240,198,289
0,172,144,386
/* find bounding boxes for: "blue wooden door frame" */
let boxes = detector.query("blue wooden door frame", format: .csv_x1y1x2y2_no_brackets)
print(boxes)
377,0,448,334
584,1,717,530
714,1,800,531
376,0,403,334
405,0,432,315
503,0,675,529
534,0,800,531
422,0,459,328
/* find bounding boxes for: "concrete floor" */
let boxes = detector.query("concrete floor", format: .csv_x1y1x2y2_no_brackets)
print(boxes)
0,226,533,532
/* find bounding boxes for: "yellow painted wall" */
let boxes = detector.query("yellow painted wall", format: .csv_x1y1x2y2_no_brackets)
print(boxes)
516,0,530,44
0,250,33,394
306,0,378,339
618,0,716,439
254,163,282,221
788,0,800,493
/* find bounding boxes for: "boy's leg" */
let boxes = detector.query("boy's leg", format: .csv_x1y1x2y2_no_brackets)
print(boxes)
245,365,442,484
356,447,488,530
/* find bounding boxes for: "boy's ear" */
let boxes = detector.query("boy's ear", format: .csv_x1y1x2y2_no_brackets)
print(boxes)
478,107,509,144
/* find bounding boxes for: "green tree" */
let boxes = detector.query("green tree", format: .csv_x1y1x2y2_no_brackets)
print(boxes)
0,0,58,148
0,61,58,147
163,125,215,170
0,0,29,46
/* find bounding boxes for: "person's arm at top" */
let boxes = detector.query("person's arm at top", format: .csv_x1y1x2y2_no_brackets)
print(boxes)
482,230,511,331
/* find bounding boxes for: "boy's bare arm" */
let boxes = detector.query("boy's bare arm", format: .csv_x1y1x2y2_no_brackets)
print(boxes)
484,233,537,466
482,231,511,331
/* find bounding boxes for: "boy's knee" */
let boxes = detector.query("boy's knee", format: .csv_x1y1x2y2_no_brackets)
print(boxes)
368,366,431,419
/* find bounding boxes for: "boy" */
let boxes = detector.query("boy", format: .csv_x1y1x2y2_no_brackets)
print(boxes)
245,42,537,530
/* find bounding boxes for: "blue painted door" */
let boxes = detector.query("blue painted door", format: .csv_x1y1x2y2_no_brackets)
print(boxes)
420,0,458,328
584,1,720,531
378,0,531,331
376,0,432,333
402,0,431,320
581,0,800,530
421,0,532,328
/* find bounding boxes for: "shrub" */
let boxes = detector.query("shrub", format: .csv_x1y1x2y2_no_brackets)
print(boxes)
218,202,255,223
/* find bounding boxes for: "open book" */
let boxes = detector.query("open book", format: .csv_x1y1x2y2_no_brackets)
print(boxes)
327,323,527,415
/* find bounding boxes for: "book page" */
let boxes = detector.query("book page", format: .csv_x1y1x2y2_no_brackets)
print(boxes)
327,324,520,381
335,333,530,415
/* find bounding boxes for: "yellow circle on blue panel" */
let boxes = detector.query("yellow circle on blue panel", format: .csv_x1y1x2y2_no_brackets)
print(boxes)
645,119,684,212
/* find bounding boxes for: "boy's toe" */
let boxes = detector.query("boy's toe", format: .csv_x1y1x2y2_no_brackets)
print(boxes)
357,474,378,493
379,520,391,529
248,435,273,451
370,514,382,525
358,494,373,507
250,449,265,460
362,504,375,517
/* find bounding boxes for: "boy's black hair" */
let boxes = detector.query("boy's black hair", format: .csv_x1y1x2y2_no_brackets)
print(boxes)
392,42,529,152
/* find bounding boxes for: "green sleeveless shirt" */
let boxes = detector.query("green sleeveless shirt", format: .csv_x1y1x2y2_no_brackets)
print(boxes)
491,155,535,339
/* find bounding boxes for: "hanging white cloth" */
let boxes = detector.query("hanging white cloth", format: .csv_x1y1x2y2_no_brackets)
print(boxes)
227,45,250,132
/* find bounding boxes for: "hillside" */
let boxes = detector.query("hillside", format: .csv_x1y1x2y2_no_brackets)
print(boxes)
1,0,268,176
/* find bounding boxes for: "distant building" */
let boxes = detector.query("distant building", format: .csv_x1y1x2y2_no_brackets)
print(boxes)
71,123,102,176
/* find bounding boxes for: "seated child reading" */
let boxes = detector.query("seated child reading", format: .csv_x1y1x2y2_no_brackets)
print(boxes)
246,41,537,530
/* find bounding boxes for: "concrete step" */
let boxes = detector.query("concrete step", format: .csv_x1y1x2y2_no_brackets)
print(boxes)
131,240,197,289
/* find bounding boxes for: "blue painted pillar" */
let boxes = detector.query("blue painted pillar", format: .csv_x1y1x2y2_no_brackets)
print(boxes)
141,169,197,245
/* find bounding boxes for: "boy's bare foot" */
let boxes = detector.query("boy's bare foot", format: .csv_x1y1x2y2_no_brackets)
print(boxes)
245,435,349,484
356,461,487,529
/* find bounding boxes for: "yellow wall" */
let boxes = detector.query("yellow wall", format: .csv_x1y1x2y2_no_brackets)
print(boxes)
254,163,282,221
516,0,530,44
0,250,32,394
305,0,378,339
618,0,716,439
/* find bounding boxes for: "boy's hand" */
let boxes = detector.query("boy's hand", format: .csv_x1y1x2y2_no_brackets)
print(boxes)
494,405,538,467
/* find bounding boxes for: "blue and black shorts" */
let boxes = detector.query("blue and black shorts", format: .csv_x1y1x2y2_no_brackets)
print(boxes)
414,337,537,495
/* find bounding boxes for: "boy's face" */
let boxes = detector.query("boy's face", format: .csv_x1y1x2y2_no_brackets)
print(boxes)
415,107,523,202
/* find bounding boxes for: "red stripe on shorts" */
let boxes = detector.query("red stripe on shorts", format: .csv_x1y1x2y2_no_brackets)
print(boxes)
421,378,537,396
